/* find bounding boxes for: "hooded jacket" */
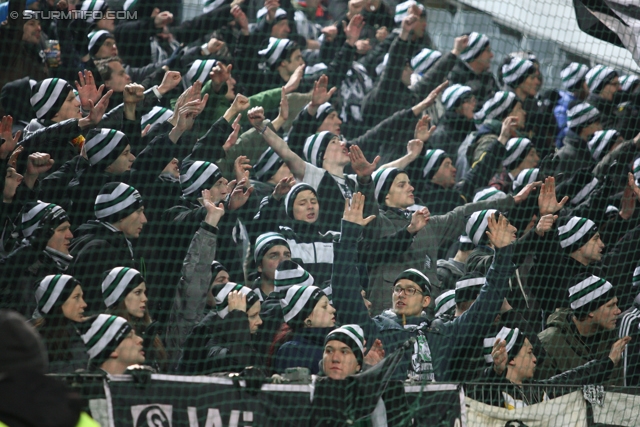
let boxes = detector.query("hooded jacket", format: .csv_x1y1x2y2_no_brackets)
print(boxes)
536,308,623,386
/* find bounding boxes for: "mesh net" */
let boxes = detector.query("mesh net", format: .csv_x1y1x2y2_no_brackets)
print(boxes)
1,0,640,425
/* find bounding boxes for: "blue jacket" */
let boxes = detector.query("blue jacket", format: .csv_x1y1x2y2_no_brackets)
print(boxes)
554,90,576,148
333,219,515,382
274,327,331,374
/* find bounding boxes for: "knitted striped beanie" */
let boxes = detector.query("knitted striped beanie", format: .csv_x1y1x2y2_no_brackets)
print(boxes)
253,147,284,182
634,157,640,186
620,75,640,93
455,272,486,303
587,130,619,161
373,167,403,204
560,63,590,91
185,59,217,86
34,274,80,315
566,102,600,131
211,260,228,277
254,232,290,264
460,32,490,62
466,209,498,246
473,187,507,203
394,268,431,295
303,131,338,167
20,201,68,238
84,128,129,168
78,314,132,364
94,182,143,222
502,57,535,87
30,78,73,121
87,30,114,56
81,0,108,24
141,106,173,129
284,183,318,219
442,84,472,110
101,267,144,308
633,265,640,288
557,216,598,253
180,161,222,197
585,65,618,94
214,282,260,318
503,137,533,169
280,284,325,327
273,259,314,297
512,168,539,193
259,38,295,68
568,273,614,316
483,326,524,363
394,0,425,23
411,48,442,75
421,149,448,180
474,91,518,125
324,324,365,367
435,289,456,318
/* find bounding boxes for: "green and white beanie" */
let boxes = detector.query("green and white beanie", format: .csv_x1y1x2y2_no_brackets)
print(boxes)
101,267,144,308
253,147,284,182
473,187,507,203
570,177,599,206
566,102,600,131
587,129,619,161
273,260,315,297
309,102,335,124
256,6,287,22
20,201,68,238
303,131,337,167
466,209,498,246
284,183,318,219
373,167,403,204
84,128,129,168
78,314,132,364
203,0,225,13
94,182,143,223
560,63,590,91
81,0,108,23
394,268,431,295
421,149,448,180
141,106,173,129
585,65,618,94
411,48,442,75
254,232,290,264
394,0,425,23
34,274,80,315
122,0,137,11
280,284,325,327
633,265,640,288
483,326,523,363
185,59,217,86
434,289,456,318
258,37,295,68
324,324,365,367
87,30,114,56
620,75,640,93
455,273,486,303
557,216,597,253
180,161,222,197
503,137,533,169
442,84,473,110
501,57,535,87
459,32,490,62
634,157,640,186
568,273,614,316
512,168,539,193
214,282,260,319
474,91,517,125
30,78,73,121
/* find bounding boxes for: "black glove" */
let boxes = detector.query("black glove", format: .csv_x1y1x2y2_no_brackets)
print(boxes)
123,364,155,389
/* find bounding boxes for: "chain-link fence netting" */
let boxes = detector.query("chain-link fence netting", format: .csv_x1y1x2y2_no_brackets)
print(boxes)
1,0,640,425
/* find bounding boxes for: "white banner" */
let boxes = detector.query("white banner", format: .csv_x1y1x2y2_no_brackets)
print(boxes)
593,391,640,426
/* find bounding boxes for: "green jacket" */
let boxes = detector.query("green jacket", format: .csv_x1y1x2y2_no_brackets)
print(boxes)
537,308,623,386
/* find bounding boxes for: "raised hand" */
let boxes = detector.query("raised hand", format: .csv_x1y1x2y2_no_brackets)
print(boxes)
210,63,232,89
343,192,376,226
229,178,254,210
491,338,508,375
412,81,449,115
26,152,54,176
538,176,568,216
79,89,113,128
234,155,251,182
406,139,424,159
223,114,242,152
355,39,371,55
349,145,380,179
513,180,542,205
400,14,418,40
620,179,637,220
363,339,385,366
414,114,436,142
451,35,469,56
485,212,517,248
123,83,145,104
278,87,289,122
321,25,338,42
284,64,305,94
344,13,365,47
609,336,632,365
311,75,337,107
201,188,225,226
231,5,249,34
273,176,296,200
628,172,640,200
498,116,519,145
227,290,247,312
230,93,250,115
407,207,430,234
75,70,104,111
8,145,24,169
248,106,266,130
158,70,182,95
535,213,558,236
0,116,21,159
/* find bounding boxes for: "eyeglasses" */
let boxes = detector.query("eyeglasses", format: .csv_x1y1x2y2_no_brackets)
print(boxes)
392,285,422,296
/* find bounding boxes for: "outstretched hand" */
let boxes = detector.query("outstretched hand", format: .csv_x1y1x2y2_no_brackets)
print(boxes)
538,176,568,216
513,180,542,205
0,116,21,159
201,189,225,226
223,114,242,152
228,178,255,210
491,338,508,376
310,74,337,107
343,192,376,226
273,176,296,200
407,207,429,234
349,145,379,179
485,212,516,248
535,214,558,236
414,114,436,142
412,81,448,115
609,336,631,365
75,70,104,111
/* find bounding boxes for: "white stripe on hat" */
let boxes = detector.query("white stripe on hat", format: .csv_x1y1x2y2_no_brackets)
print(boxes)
569,275,613,310
258,37,292,66
394,0,422,23
35,275,74,314
256,6,287,20
586,65,616,93
95,183,140,219
215,282,252,318
102,267,141,308
422,149,446,178
588,130,618,161
473,187,507,203
435,289,456,317
502,137,532,167
180,161,220,196
304,62,329,76
466,209,497,246
561,63,590,91
87,30,110,52
30,78,68,120
304,131,331,167
484,327,520,363
633,266,640,286
634,157,640,185
254,232,288,263
456,277,486,290
570,177,598,206
474,91,516,124
185,59,217,86
82,314,129,360
281,285,319,323
502,58,534,86
203,0,225,13
85,128,126,166
329,324,365,354
512,168,539,192
460,32,490,62
567,102,600,130
22,202,59,238
314,102,332,119
373,168,398,201
81,0,106,23
558,217,596,249
442,84,472,110
411,48,442,75
141,106,173,128
620,75,640,92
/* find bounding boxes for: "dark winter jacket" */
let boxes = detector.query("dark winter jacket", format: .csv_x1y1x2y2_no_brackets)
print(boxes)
426,110,477,160
274,326,332,375
447,60,498,104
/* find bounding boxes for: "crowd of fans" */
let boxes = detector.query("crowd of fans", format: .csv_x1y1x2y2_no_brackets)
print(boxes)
1,0,640,424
